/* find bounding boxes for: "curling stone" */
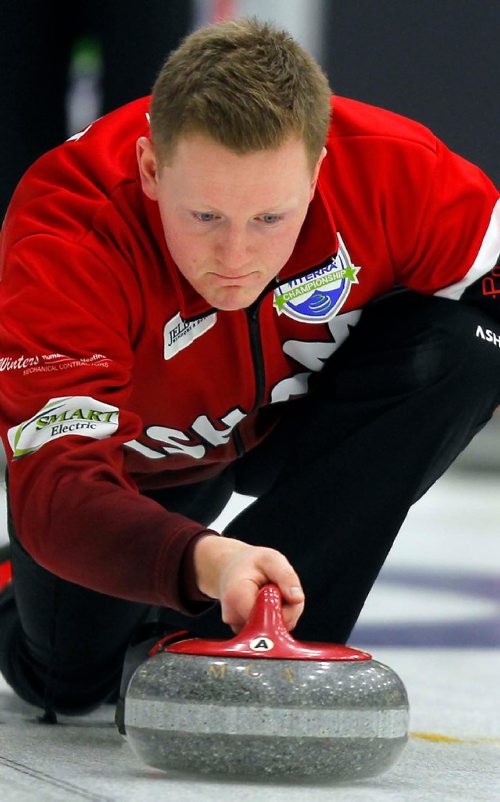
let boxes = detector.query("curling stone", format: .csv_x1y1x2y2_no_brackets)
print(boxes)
124,585,409,780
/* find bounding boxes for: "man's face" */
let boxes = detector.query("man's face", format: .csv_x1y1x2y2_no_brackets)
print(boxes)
137,133,324,310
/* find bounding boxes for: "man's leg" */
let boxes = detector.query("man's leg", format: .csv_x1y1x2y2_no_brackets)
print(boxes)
0,473,233,716
227,293,500,643
0,518,150,717
130,293,500,644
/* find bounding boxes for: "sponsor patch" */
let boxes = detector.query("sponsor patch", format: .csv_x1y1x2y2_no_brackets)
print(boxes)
8,396,119,458
164,312,217,360
0,352,110,375
273,233,360,323
476,324,500,348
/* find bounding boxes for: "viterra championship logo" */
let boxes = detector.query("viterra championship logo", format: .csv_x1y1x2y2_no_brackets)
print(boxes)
8,396,119,458
273,234,360,323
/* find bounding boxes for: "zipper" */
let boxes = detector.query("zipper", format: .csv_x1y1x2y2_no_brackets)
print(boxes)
231,300,265,459
246,300,266,413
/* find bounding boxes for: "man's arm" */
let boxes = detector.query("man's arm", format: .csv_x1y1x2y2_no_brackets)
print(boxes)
390,134,500,309
0,233,305,629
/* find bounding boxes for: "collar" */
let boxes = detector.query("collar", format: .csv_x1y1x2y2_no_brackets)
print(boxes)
141,173,338,321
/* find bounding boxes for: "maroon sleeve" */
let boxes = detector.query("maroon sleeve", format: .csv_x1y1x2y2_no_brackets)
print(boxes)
0,234,217,613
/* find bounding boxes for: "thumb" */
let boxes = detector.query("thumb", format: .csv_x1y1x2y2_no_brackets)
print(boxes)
257,551,305,605
279,581,305,606
254,551,305,631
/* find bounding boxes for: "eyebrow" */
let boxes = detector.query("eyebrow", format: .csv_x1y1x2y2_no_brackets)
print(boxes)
184,198,300,215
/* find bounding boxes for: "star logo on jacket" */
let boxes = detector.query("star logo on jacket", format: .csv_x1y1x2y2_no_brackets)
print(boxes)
273,233,361,323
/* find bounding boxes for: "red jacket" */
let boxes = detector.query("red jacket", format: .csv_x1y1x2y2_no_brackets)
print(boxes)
1,96,498,612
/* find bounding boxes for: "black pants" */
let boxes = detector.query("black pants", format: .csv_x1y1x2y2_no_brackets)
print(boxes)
2,292,500,714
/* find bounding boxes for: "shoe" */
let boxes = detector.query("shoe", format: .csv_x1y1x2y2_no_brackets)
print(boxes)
114,622,190,735
0,544,11,593
0,544,16,695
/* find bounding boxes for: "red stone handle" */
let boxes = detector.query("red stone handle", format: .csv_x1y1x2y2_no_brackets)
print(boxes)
166,584,371,661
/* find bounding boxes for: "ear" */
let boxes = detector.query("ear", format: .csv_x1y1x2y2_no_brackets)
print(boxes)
309,147,327,201
136,136,160,200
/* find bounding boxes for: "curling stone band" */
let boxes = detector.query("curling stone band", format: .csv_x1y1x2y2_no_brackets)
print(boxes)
126,693,408,739
124,585,409,779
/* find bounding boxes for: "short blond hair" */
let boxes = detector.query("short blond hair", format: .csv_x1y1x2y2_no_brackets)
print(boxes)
150,17,332,171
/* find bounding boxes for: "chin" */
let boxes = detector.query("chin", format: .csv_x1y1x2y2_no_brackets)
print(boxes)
209,288,262,311
214,298,255,312
212,293,259,312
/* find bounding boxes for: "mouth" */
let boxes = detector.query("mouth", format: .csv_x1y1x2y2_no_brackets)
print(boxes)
208,271,259,285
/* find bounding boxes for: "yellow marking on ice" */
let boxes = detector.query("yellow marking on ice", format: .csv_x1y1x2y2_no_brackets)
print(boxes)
411,732,463,743
411,732,500,745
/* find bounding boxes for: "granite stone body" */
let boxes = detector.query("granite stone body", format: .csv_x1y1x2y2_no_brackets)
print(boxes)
125,651,409,779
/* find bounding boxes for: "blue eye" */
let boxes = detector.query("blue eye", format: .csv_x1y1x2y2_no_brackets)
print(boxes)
260,214,281,224
194,212,217,223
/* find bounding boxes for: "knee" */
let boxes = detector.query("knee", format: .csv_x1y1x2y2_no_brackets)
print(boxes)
433,302,500,395
320,293,500,404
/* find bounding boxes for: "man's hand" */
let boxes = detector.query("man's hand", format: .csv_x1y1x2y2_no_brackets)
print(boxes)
192,535,305,633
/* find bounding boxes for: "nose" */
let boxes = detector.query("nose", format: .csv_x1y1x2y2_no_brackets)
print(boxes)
214,225,252,275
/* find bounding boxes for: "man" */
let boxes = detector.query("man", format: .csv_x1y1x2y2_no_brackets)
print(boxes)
0,18,499,721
